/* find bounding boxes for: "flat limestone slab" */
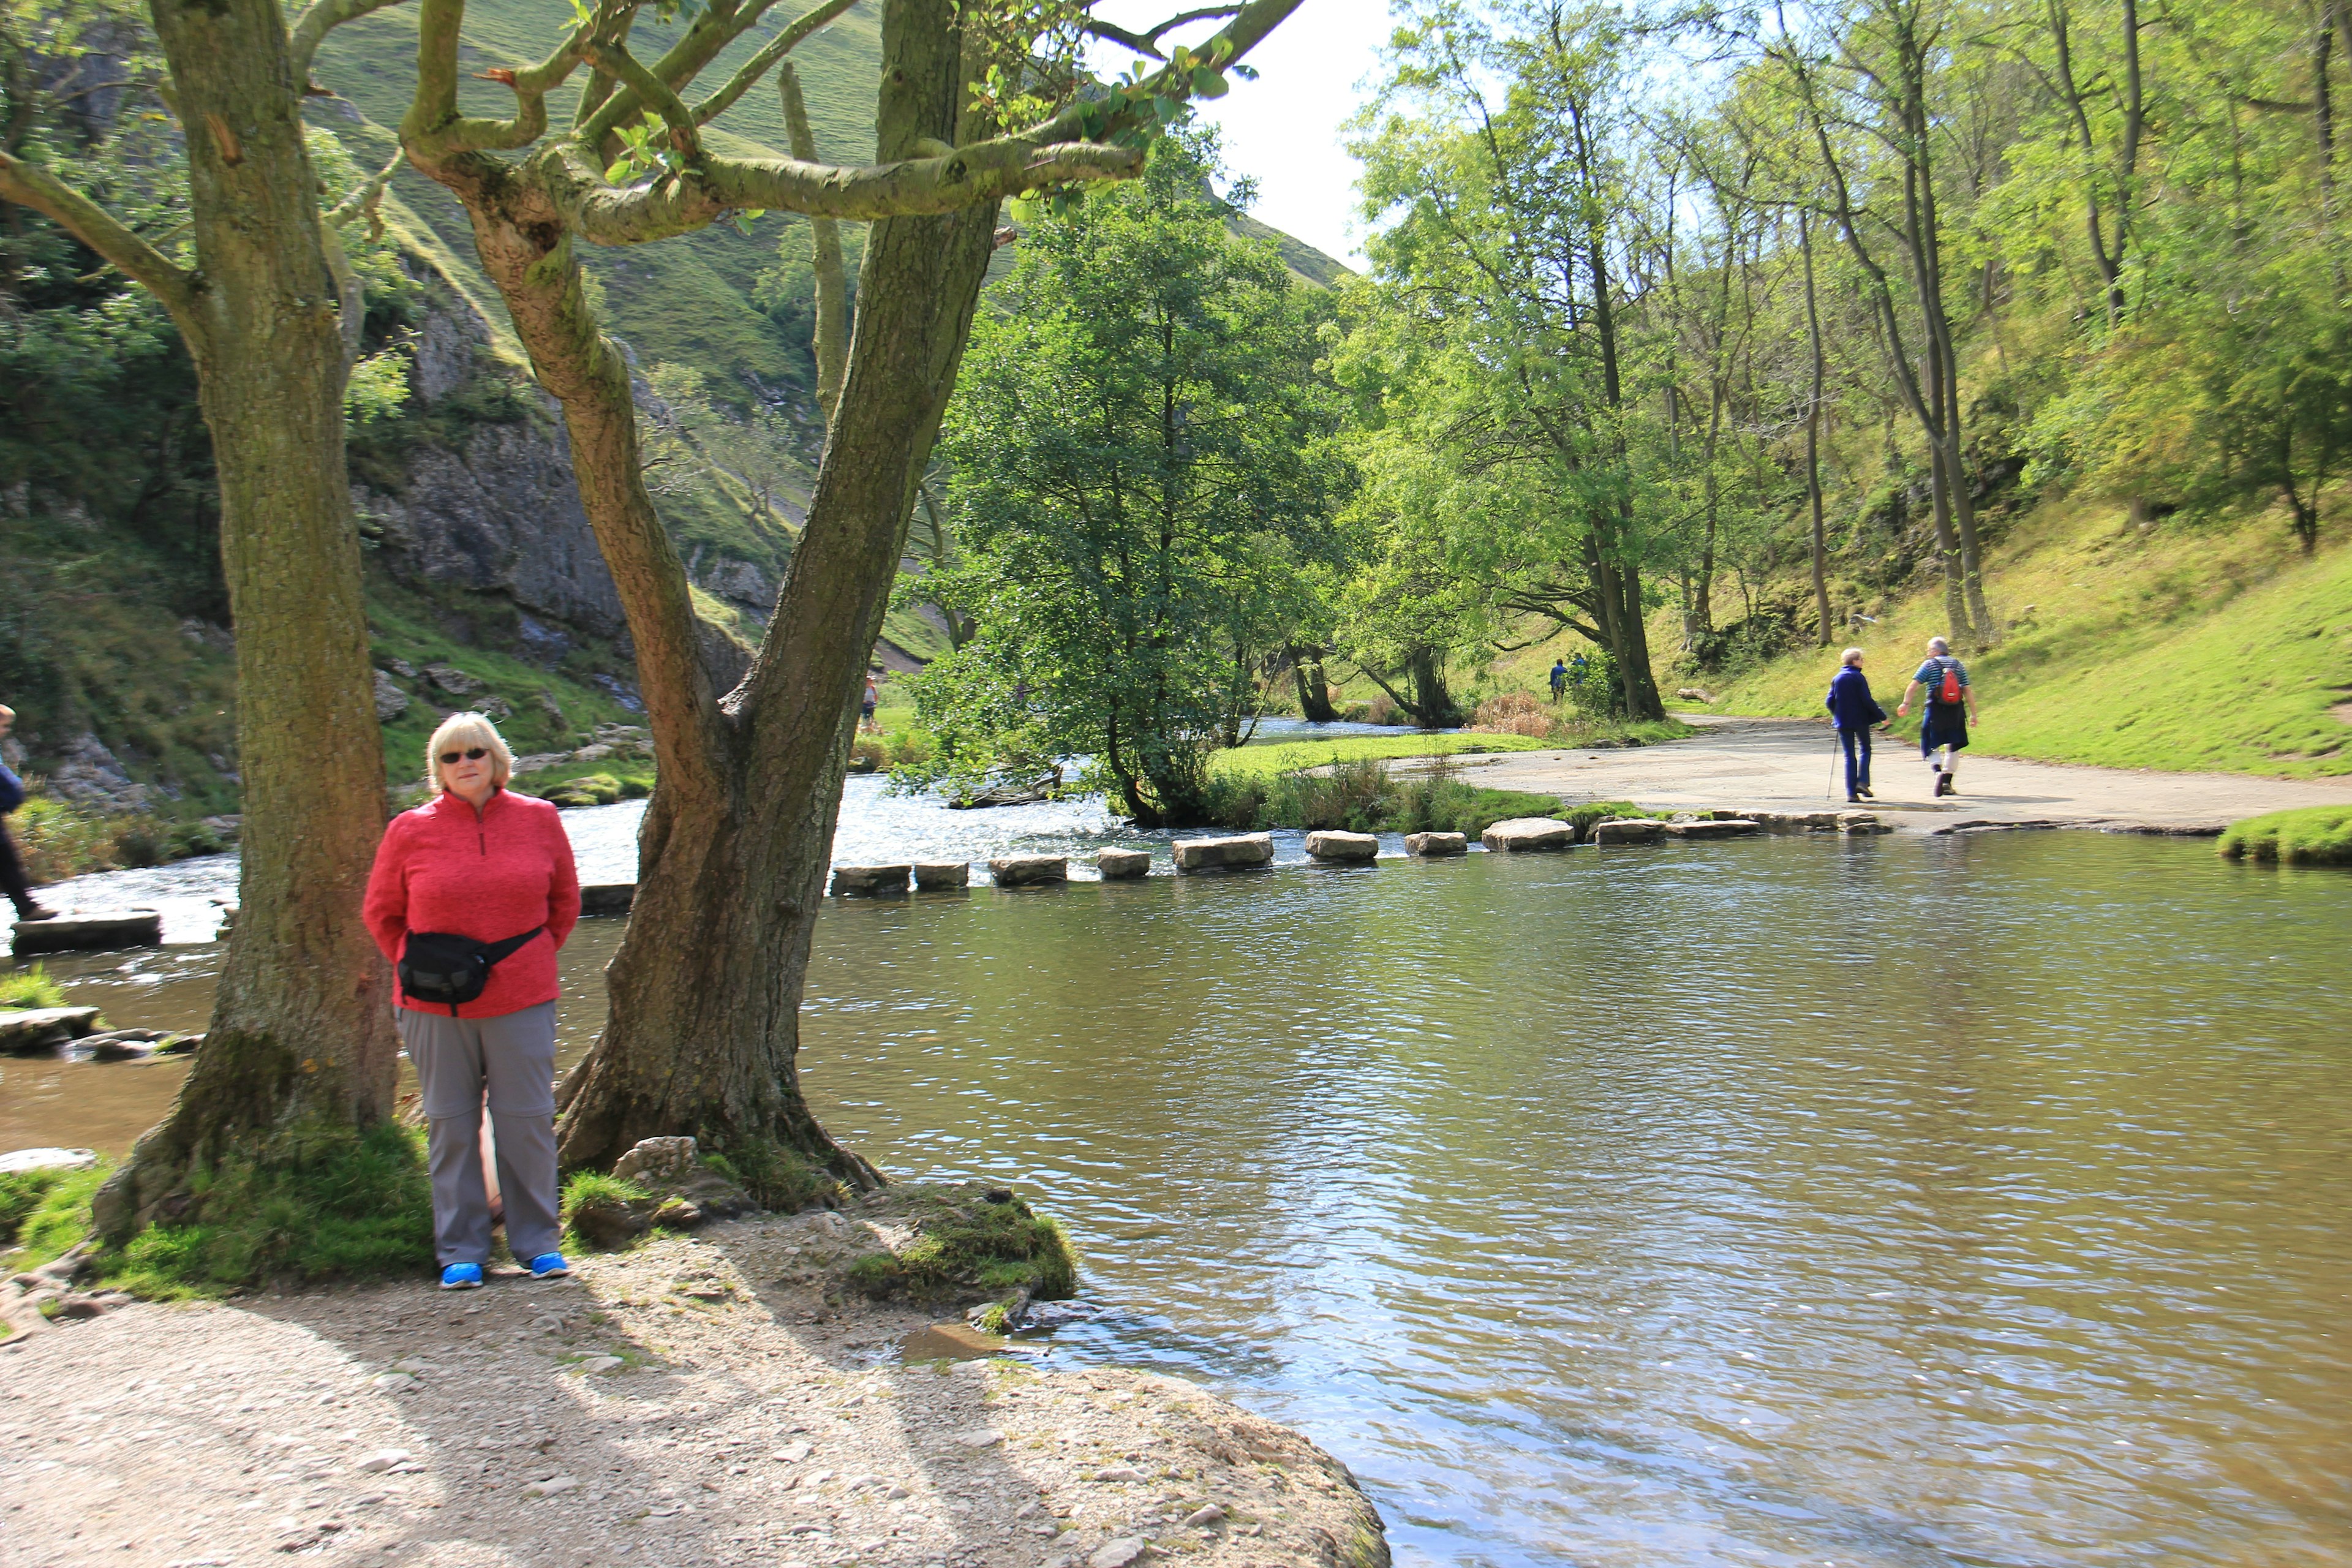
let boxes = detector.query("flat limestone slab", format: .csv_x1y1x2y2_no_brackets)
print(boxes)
1665,818,1761,839
1741,810,1844,834
1172,834,1274,872
1096,848,1152,880
1480,817,1574,852
1304,831,1379,862
0,1006,103,1055
1403,831,1468,857
913,862,971,890
990,856,1068,887
579,883,636,916
11,910,161,956
831,865,912,896
1591,818,1665,845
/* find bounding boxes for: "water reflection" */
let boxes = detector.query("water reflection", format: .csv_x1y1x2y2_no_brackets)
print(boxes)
7,827,2350,1568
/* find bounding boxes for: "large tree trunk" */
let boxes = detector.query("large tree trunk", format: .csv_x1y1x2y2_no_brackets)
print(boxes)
1289,646,1338,722
422,3,993,1186
96,0,393,1236
1801,213,1833,646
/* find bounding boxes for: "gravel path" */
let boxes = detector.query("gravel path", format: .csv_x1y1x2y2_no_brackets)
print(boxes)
1423,715,2352,832
0,1208,1386,1568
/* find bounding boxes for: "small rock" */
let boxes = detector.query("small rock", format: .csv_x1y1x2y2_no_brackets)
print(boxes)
578,1355,625,1374
522,1475,579,1498
955,1428,1006,1448
1183,1504,1225,1529
421,662,484,697
1089,1465,1145,1483
1090,1539,1149,1568
1096,847,1152,880
1170,834,1273,872
0,1006,105,1052
791,1468,835,1491
1303,831,1379,863
771,1441,814,1463
370,1373,418,1393
354,1449,412,1474
990,856,1068,888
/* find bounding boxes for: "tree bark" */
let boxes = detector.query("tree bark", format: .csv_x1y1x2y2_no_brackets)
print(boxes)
1801,212,1833,646
1289,646,1338,722
87,0,393,1235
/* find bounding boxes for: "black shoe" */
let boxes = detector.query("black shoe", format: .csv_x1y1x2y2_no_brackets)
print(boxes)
1934,774,1954,797
1858,785,1874,799
1847,793,1863,804
13,903,58,922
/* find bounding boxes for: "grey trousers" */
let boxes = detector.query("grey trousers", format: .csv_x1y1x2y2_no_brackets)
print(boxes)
396,1002,563,1267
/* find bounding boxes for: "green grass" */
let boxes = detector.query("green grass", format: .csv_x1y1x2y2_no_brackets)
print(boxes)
2,1164,107,1272
0,963,66,1009
1210,732,1551,782
1709,499,2352,778
2218,805,2352,865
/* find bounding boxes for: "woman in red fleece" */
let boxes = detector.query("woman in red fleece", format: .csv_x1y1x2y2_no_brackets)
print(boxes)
364,712,580,1290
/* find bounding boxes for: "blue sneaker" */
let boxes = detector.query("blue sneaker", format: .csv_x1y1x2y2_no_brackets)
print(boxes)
525,1252,571,1280
439,1262,484,1290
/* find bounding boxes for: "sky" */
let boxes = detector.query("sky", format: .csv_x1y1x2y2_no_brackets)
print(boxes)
1085,1,1396,267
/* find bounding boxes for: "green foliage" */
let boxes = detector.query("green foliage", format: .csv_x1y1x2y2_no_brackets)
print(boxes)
5,1164,107,1268
0,963,66,1009
704,1140,835,1213
1207,733,1548,783
104,1123,434,1294
2219,807,2352,867
848,1191,1076,1304
1200,752,1574,837
0,1165,74,1248
903,132,1353,828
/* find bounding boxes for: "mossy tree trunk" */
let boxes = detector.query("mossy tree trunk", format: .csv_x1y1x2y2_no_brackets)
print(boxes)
1,0,399,1237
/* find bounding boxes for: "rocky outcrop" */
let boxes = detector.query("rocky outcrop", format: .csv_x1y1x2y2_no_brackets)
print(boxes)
372,669,409,723
44,733,148,812
1172,834,1273,872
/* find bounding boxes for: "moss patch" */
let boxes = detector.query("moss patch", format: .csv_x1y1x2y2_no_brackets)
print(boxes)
2219,805,2352,866
847,1185,1076,1305
0,963,66,1009
2,1164,107,1269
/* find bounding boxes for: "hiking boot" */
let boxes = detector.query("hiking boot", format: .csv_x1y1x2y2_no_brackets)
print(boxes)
12,903,58,922
1935,772,1954,797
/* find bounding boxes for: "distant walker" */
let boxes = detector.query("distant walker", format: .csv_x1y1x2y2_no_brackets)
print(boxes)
1895,636,1978,797
1824,649,1889,804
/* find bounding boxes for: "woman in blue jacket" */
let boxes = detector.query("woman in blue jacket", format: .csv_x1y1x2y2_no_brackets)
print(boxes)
1825,649,1889,802
0,705,57,922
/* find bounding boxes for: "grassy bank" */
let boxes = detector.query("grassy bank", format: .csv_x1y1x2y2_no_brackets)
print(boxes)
2218,805,2352,866
1700,501,2352,778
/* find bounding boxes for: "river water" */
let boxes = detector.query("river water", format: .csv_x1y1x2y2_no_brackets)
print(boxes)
6,788,2350,1568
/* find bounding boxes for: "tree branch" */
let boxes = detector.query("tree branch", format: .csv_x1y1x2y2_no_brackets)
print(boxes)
778,59,847,428
290,0,414,83
1031,0,1302,145
0,150,200,331
581,38,699,154
686,0,860,130
1084,5,1241,59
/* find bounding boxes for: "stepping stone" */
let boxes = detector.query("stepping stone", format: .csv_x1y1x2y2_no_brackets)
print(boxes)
1590,818,1664,845
913,862,970,889
989,856,1068,888
831,865,911,896
1170,833,1273,871
1838,812,1893,835
1096,848,1152,880
1304,831,1379,863
1480,817,1574,852
578,883,636,916
0,1147,97,1175
1742,810,1843,833
0,1007,102,1055
1403,831,1468,857
11,910,161,956
1664,819,1760,839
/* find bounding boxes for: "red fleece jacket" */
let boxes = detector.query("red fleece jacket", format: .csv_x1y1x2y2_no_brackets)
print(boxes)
363,787,581,1019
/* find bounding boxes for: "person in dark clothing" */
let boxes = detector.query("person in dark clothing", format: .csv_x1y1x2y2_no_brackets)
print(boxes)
1549,659,1568,702
0,706,58,922
1825,648,1889,802
1896,635,1977,796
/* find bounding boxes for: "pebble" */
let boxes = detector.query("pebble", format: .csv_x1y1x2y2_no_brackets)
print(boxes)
956,1428,1006,1448
1183,1504,1226,1528
578,1355,625,1373
522,1476,579,1498
1089,1466,1145,1483
370,1373,417,1392
353,1449,411,1474
1090,1539,1149,1568
772,1440,815,1463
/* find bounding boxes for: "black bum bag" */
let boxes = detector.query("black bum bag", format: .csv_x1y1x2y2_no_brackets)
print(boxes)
399,928,543,1014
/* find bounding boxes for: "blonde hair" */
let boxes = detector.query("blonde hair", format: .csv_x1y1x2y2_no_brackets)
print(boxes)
424,711,513,793
1841,647,1864,666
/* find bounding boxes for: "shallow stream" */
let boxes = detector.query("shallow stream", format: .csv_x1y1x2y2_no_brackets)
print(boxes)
6,790,2349,1567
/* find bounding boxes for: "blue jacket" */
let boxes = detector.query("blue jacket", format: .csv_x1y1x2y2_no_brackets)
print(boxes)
1826,666,1886,731
0,762,22,815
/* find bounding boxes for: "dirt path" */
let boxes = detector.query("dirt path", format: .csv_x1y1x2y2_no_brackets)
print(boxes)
0,1208,1385,1568
1431,715,2352,832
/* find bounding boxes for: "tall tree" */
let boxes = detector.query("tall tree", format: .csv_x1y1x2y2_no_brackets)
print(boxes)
1,0,405,1234
398,0,1303,1181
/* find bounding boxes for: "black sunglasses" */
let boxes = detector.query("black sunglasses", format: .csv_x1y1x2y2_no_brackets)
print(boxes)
438,747,489,765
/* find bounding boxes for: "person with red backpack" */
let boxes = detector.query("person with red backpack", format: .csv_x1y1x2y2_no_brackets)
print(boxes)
1896,636,1977,796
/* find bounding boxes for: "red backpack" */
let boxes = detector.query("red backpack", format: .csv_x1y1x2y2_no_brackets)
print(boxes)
1936,660,1963,706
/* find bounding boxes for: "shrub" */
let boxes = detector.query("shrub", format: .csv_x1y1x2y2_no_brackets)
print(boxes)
848,737,888,773
0,963,65,1009
2218,805,2352,866
1472,691,1557,738
537,772,624,808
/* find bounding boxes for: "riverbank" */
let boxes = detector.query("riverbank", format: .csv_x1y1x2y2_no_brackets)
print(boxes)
0,1200,1387,1568
1436,714,2352,833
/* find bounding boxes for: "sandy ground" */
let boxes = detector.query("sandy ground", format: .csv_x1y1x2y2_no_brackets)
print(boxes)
1424,715,2352,832
0,1207,1385,1568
